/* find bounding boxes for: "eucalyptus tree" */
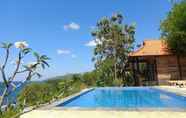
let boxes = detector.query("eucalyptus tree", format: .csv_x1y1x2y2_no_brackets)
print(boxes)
91,13,135,85
0,41,50,111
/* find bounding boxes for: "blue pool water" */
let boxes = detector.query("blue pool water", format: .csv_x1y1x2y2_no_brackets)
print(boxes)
57,87,186,109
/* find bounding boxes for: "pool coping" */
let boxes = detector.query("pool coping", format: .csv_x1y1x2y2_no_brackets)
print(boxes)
155,86,186,97
40,88,95,110
40,87,186,112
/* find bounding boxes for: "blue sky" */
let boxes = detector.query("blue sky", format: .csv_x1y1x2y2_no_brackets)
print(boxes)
0,0,172,81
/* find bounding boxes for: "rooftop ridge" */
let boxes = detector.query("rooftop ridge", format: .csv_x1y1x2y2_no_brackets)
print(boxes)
130,39,171,57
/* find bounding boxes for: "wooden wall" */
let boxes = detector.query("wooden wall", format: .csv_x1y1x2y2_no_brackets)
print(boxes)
156,56,186,85
180,57,186,80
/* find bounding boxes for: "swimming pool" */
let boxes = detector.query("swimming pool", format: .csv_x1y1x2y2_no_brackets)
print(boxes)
57,87,186,110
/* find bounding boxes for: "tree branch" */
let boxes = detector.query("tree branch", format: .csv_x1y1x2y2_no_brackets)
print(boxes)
0,67,8,87
0,48,11,109
0,87,8,108
8,51,22,83
2,49,10,69
0,48,10,87
16,70,28,74
25,71,33,81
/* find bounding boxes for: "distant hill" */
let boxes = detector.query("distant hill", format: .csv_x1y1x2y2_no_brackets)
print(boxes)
0,73,82,105
45,73,82,81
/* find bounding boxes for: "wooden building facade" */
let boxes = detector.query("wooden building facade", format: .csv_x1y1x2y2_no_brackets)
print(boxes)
129,40,186,86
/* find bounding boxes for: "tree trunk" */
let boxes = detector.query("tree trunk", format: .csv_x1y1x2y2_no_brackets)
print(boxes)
122,71,126,86
114,62,117,80
177,55,183,80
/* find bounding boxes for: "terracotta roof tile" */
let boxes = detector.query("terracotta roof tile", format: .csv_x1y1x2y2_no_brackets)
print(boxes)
129,39,171,57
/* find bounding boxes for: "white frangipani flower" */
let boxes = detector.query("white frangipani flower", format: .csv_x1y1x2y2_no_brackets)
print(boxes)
15,41,29,49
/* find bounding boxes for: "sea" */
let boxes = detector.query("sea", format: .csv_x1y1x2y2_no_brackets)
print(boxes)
0,82,26,105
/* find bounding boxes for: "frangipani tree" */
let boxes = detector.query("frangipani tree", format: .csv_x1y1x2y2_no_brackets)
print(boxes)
0,41,50,110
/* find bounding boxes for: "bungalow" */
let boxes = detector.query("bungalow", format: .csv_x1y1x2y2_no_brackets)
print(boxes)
129,39,186,86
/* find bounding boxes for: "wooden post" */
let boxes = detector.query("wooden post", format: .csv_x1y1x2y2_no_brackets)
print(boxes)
177,55,183,80
154,57,158,85
136,58,140,86
146,62,150,81
132,59,137,86
132,58,139,86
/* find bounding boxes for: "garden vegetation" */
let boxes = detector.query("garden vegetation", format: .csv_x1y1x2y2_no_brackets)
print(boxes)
2,1,186,116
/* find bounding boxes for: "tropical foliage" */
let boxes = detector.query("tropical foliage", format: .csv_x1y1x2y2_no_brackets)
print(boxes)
0,105,20,118
18,74,87,107
0,41,50,117
91,13,135,86
160,0,186,55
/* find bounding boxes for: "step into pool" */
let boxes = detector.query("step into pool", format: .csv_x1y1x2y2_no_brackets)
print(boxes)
57,87,186,110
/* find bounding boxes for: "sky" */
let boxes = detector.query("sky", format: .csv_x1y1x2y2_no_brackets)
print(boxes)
0,0,172,81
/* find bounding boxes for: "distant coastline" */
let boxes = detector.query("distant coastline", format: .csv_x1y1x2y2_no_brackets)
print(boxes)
0,81,26,105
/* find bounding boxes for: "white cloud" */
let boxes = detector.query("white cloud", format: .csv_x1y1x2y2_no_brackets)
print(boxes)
57,49,71,55
64,22,80,30
71,54,77,58
85,38,102,47
57,49,77,58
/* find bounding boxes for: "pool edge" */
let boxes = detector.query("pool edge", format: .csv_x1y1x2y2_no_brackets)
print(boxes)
40,87,186,112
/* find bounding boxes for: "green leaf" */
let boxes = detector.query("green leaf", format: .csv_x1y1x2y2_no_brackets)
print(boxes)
1,42,8,48
22,48,32,55
35,73,42,78
42,60,50,67
40,55,50,60
33,52,40,60
7,43,13,48
41,63,45,69
1,42,13,49
23,65,31,71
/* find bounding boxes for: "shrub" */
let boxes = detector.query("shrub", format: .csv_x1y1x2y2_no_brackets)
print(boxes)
18,83,54,106
0,106,20,118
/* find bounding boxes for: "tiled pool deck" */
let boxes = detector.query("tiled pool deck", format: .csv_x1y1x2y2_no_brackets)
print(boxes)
20,86,186,118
